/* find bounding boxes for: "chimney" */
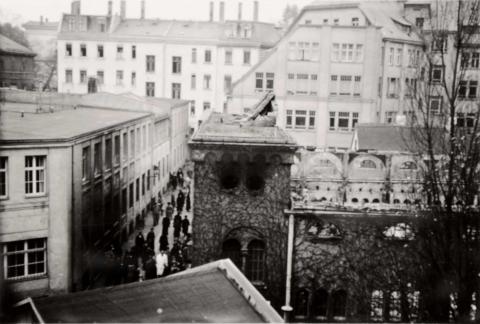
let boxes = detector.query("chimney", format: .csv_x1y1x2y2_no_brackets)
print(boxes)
107,0,112,16
141,0,145,19
219,1,225,23
253,1,259,21
238,2,242,21
209,1,214,22
71,0,80,15
120,0,126,19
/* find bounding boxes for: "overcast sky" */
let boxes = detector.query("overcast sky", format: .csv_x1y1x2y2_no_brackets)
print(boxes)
0,0,316,26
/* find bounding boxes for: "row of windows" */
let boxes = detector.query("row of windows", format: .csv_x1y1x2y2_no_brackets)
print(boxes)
304,16,360,26
388,46,421,67
461,52,480,69
332,43,363,63
287,73,318,96
255,72,274,92
0,156,46,198
286,110,316,130
288,42,320,61
329,75,362,97
65,43,136,60
81,125,151,182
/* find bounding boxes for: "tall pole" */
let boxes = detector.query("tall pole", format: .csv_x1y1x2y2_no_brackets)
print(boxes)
282,213,294,322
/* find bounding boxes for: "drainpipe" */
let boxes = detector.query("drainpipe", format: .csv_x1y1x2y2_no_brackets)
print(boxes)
282,213,294,322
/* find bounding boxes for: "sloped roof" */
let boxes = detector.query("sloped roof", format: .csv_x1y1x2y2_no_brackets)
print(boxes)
25,259,282,323
22,21,59,31
354,123,445,154
58,14,281,47
0,34,35,56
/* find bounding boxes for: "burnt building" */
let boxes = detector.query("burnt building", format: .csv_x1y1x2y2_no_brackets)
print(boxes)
189,95,297,308
0,34,36,90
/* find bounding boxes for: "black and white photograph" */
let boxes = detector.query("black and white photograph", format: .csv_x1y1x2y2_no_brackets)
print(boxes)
0,0,480,322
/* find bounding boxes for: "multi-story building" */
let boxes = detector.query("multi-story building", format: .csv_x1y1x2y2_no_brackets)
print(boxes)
0,89,189,298
228,1,424,149
22,17,59,91
0,34,36,90
56,0,281,130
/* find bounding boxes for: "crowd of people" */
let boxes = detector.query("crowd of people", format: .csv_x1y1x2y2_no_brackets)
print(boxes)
100,167,194,286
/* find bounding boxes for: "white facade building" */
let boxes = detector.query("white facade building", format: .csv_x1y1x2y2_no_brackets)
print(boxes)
228,1,424,149
57,0,281,130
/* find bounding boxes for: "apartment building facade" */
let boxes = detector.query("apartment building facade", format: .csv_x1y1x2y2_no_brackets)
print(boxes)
228,1,424,150
56,0,281,130
0,89,189,298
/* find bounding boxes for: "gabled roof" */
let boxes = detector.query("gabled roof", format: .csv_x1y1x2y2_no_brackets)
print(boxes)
0,34,35,56
20,259,282,323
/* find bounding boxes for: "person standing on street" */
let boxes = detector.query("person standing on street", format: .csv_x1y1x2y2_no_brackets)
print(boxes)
162,214,170,237
144,254,157,280
171,193,176,209
173,213,182,239
152,203,160,226
146,228,155,251
186,191,191,212
166,202,174,219
176,190,185,213
156,250,169,277
181,215,190,238
159,234,169,252
135,231,145,258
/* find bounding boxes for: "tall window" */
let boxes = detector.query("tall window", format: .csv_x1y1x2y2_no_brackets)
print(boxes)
205,49,212,63
352,17,359,26
136,178,140,201
203,75,211,90
142,174,145,196
246,240,265,282
387,77,399,98
65,69,73,83
116,45,124,59
389,47,394,65
312,289,329,320
65,43,72,56
82,146,90,181
80,70,87,84
96,71,104,85
130,130,135,159
266,73,274,90
122,133,128,162
243,50,251,64
97,45,104,58
129,183,134,208
203,102,210,111
222,239,241,268
172,56,182,73
0,157,8,197
429,96,442,114
431,65,443,82
224,75,232,92
225,49,233,64
332,290,347,319
25,156,46,195
255,73,263,91
191,74,196,90
93,142,102,176
105,138,112,170
191,48,197,63
80,44,87,57
3,239,47,280
396,48,403,66
116,70,124,86
171,83,181,99
131,72,136,87
131,45,136,59
146,82,155,97
114,135,120,165
146,55,155,72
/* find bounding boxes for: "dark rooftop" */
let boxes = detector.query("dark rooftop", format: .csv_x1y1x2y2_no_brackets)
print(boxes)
27,259,282,323
0,34,35,56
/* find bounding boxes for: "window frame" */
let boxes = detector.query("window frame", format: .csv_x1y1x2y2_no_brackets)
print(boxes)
3,239,47,280
0,157,8,198
25,156,46,196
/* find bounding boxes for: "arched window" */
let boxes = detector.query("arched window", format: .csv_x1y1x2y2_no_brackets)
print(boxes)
393,199,400,204
372,198,380,203
222,239,241,269
400,161,417,170
360,159,377,169
332,289,347,319
294,289,310,319
363,198,369,203
312,289,329,319
352,198,358,203
404,199,411,204
246,240,265,283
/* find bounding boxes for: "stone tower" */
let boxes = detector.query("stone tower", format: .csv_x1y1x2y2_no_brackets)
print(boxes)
189,110,297,308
